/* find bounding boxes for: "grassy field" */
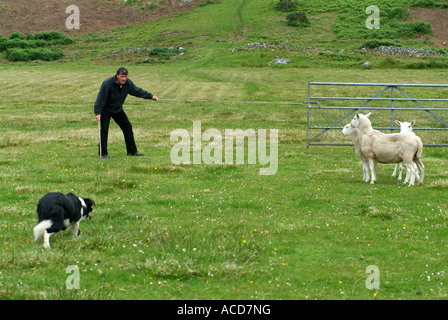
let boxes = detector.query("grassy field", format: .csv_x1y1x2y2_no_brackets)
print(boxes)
1,0,448,300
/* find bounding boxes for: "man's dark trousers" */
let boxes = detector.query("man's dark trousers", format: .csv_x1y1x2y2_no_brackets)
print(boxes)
99,110,138,156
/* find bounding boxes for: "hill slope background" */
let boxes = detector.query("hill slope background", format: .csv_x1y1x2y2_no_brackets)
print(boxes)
0,0,204,35
1,0,448,42
2,0,448,68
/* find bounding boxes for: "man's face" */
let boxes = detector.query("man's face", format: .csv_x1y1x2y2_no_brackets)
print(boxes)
116,73,128,85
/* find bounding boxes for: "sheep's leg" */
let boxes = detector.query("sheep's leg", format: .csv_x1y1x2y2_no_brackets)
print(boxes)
413,162,420,181
397,163,403,180
362,160,370,182
392,163,398,178
415,160,425,185
403,163,420,185
403,166,410,184
409,165,416,187
360,161,366,181
368,159,377,184
404,162,416,187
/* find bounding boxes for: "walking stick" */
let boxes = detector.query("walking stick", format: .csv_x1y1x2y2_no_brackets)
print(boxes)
98,120,102,158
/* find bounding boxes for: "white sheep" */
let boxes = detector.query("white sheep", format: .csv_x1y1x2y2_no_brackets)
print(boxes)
391,120,419,181
341,123,370,182
343,120,421,183
350,113,424,186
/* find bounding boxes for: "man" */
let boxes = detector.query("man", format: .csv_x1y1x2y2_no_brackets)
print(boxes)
94,67,158,159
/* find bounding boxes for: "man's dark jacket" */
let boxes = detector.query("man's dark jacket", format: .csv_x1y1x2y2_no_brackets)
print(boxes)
94,75,154,115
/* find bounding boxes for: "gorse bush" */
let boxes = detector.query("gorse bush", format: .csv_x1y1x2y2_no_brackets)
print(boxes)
148,47,183,61
286,12,310,27
361,40,403,49
5,48,64,62
0,39,49,51
384,6,409,20
8,30,26,40
4,48,30,61
411,0,448,8
26,31,74,44
1,30,73,62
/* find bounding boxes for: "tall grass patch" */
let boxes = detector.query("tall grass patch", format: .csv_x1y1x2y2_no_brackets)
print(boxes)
0,30,73,62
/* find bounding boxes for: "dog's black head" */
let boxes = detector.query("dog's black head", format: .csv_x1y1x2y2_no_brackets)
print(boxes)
81,198,95,220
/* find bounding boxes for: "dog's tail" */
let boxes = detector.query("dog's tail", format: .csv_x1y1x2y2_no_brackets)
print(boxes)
33,220,52,241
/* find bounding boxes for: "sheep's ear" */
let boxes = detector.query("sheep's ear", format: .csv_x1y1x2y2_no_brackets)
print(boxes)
365,112,372,118
411,120,416,126
395,120,401,126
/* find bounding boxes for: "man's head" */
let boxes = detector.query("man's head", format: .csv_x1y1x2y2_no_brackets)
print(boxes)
116,67,128,86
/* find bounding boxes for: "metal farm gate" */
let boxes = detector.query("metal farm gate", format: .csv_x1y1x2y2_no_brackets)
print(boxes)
306,82,448,147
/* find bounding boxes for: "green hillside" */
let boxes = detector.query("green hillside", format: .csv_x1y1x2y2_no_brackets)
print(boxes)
70,0,448,69
2,0,447,68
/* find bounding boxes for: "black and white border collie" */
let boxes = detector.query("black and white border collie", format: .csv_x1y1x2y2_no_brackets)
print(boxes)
33,192,95,249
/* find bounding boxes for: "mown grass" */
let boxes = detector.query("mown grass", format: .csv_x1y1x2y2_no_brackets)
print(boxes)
1,0,448,300
1,95,447,300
